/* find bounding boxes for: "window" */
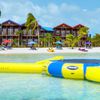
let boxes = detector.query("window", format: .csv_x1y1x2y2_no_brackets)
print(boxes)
23,29,26,35
66,30,70,33
72,31,77,36
14,28,18,34
61,30,66,37
56,30,60,35
2,28,7,35
8,27,13,35
56,30,60,33
34,29,39,35
28,29,32,35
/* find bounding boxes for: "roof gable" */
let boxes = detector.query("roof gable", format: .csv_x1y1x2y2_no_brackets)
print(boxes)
2,20,20,26
54,23,72,29
73,24,86,29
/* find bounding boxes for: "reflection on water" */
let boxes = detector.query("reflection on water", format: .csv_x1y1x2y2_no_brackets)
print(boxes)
0,53,99,100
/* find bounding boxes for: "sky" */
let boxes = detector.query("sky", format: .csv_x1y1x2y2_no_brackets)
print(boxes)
0,0,100,36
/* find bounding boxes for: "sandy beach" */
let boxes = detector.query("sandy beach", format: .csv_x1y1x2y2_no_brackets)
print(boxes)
0,47,99,54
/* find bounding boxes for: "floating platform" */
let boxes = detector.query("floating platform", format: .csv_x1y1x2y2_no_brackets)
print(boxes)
0,56,100,83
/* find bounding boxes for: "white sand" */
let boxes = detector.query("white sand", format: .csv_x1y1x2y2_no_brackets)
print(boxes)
0,47,99,54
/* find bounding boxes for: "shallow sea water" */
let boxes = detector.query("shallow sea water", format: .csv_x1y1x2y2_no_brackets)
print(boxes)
0,53,100,100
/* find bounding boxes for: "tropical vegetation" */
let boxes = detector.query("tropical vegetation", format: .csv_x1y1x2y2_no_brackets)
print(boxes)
65,34,79,49
40,33,53,47
65,26,89,49
91,34,100,47
25,13,38,33
16,30,23,46
1,11,100,48
25,13,39,44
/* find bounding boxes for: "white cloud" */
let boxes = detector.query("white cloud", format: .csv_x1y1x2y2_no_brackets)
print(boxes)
48,4,59,15
0,0,100,35
0,1,81,24
61,3,80,12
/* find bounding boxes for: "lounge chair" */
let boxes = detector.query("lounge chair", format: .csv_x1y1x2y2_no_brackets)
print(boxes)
56,46,63,50
30,46,37,50
0,46,5,50
78,48,88,52
6,45,12,49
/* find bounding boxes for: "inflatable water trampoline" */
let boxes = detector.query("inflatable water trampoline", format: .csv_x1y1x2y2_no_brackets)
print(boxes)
0,56,100,83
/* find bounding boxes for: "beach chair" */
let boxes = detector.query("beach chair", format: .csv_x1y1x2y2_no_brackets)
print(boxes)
30,45,37,50
78,48,88,52
56,45,63,50
0,46,5,50
6,45,12,49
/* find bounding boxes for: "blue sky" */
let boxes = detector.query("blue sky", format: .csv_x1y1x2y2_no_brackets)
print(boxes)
0,0,100,36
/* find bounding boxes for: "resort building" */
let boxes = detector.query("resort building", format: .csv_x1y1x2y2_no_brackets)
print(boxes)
0,20,20,45
0,20,88,47
54,23,88,38
21,23,54,46
53,23,73,40
53,23,88,45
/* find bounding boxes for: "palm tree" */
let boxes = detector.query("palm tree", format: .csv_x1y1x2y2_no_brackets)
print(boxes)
92,34,100,47
13,38,19,47
78,27,89,37
55,36,61,41
40,33,53,47
45,33,53,47
40,37,47,47
16,30,23,47
25,13,38,45
66,34,79,49
78,27,89,46
25,13,38,32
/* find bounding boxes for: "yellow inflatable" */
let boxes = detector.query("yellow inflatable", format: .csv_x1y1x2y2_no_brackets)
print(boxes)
0,56,63,73
0,56,100,83
86,67,100,82
46,59,100,83
47,48,55,52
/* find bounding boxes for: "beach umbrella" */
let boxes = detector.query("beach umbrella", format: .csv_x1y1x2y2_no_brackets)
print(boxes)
85,41,91,44
55,41,63,50
55,41,62,45
3,40,12,44
85,41,91,48
28,41,37,45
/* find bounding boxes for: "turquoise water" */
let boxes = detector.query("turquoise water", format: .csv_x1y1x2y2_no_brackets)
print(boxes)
0,53,100,100
0,53,100,63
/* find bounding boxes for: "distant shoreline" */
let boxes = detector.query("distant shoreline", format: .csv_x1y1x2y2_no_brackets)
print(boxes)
0,47,100,54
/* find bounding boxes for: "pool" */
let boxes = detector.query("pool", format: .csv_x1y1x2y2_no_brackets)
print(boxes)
0,53,100,100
